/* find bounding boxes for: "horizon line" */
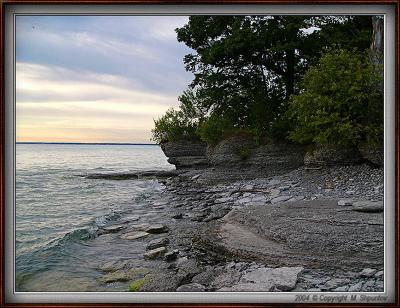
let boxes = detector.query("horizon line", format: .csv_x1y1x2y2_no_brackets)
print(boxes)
16,142,158,146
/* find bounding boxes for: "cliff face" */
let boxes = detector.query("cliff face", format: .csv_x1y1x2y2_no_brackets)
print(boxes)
160,137,382,170
160,136,306,174
207,136,306,174
160,141,208,169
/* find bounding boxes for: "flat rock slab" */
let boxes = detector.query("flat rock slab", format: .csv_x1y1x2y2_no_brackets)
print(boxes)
144,247,167,260
98,270,129,283
145,224,169,234
120,231,149,240
219,266,303,292
85,170,178,180
193,200,383,271
100,225,125,234
352,201,383,213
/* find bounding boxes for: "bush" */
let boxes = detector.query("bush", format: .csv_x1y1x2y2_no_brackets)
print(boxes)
196,114,234,145
238,146,251,160
151,108,198,144
286,49,383,146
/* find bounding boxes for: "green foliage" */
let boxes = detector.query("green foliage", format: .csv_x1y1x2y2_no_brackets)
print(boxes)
152,16,379,147
196,114,234,145
151,89,204,144
287,49,383,146
128,278,147,292
238,146,251,160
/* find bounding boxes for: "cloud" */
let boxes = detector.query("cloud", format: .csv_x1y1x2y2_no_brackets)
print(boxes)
16,16,193,96
15,16,194,143
16,62,180,143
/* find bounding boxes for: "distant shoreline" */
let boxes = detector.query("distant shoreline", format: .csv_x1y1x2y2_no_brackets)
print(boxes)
16,142,158,146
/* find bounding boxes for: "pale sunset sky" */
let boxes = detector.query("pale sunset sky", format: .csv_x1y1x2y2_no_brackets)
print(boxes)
16,16,193,143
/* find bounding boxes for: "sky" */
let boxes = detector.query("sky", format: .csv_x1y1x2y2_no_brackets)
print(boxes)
16,16,193,143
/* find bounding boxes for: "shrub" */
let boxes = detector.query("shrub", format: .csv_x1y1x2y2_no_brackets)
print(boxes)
286,49,383,146
238,146,251,160
196,114,234,145
151,108,198,144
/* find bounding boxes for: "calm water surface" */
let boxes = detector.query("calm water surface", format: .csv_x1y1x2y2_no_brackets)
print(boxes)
16,143,174,291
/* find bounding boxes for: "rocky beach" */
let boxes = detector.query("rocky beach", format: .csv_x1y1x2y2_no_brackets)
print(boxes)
87,150,384,293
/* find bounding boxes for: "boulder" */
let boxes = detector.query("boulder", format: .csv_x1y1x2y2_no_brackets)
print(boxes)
160,141,208,169
146,237,169,250
239,266,304,291
304,144,363,167
176,283,206,292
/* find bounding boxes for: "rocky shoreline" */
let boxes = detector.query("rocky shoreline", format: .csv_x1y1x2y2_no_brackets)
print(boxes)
91,163,384,293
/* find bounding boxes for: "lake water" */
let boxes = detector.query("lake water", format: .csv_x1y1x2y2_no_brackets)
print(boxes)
15,143,174,291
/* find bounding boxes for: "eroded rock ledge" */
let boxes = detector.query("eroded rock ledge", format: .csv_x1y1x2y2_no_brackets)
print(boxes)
193,199,383,271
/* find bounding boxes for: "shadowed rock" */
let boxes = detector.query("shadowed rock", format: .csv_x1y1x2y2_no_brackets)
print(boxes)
192,200,383,271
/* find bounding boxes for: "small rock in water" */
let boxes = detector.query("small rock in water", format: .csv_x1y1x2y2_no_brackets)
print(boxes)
191,174,201,180
102,225,125,233
352,201,383,213
176,283,206,292
120,215,140,223
271,195,292,204
144,247,167,260
278,185,290,191
145,224,169,234
164,250,179,262
98,260,128,272
359,268,377,277
146,237,169,250
120,231,149,240
98,270,129,283
338,199,353,206
172,213,183,219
